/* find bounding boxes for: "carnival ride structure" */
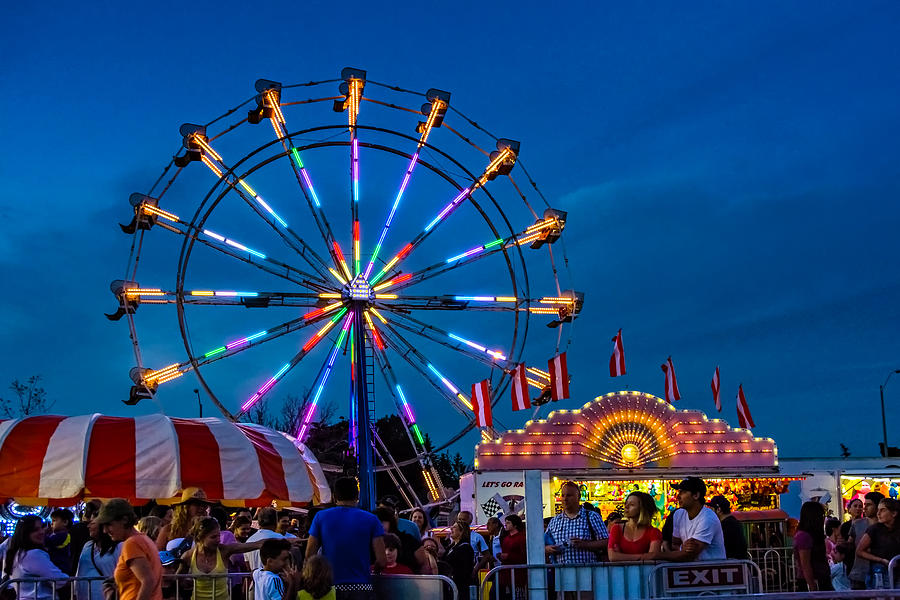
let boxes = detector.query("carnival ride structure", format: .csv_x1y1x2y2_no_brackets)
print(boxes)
109,68,581,510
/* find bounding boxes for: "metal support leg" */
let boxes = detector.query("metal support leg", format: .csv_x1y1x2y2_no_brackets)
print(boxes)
354,304,376,511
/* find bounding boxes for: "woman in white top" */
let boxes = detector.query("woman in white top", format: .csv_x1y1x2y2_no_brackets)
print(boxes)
3,515,69,600
75,515,121,600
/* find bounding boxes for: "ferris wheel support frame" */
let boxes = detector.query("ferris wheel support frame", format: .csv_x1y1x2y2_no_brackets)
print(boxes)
352,303,376,510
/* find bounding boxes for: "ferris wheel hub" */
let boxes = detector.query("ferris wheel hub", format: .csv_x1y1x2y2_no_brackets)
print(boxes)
345,276,373,303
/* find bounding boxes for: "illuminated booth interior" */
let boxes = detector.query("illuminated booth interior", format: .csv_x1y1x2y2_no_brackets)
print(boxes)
469,391,797,535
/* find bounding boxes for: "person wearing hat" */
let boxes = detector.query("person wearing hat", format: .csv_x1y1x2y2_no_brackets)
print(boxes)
158,552,180,600
96,498,163,600
708,495,747,560
658,477,726,561
157,488,212,552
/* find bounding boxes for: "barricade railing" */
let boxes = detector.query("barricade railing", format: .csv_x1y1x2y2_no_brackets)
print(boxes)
479,559,760,600
0,573,253,600
666,591,900,600
747,545,794,593
373,573,458,600
889,554,900,589
0,572,457,600
647,560,762,597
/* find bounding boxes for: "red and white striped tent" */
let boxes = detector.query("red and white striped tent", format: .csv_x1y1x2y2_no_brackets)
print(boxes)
0,415,331,506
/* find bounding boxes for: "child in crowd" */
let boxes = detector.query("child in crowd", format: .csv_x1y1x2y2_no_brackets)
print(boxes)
830,542,852,591
253,539,301,600
298,555,335,600
380,534,412,575
159,551,181,600
46,509,74,574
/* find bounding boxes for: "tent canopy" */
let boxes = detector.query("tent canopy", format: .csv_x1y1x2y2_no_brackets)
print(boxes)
0,414,331,506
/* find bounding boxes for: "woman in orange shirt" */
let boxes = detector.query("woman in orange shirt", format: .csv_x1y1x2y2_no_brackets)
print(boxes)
96,499,163,600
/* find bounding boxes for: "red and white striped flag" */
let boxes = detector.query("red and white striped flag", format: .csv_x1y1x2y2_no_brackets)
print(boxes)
736,384,755,429
472,379,493,427
711,366,722,412
548,352,570,401
661,357,681,403
609,329,626,377
510,364,530,411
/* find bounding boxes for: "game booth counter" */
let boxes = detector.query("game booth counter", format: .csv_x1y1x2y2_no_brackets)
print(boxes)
776,455,900,519
461,391,800,549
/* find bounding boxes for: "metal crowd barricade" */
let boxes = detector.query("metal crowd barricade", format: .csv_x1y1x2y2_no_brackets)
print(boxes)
0,573,253,600
479,559,762,600
647,560,762,597
889,554,900,589
0,572,457,600
372,573,458,599
668,591,900,600
480,561,652,600
746,545,794,593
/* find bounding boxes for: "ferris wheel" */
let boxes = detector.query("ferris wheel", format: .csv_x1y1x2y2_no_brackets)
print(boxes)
109,68,582,508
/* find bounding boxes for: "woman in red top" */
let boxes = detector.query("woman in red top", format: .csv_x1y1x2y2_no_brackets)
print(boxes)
498,515,527,599
608,491,662,562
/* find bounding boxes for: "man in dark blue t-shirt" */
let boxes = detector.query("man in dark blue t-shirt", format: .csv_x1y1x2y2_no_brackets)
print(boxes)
306,477,386,600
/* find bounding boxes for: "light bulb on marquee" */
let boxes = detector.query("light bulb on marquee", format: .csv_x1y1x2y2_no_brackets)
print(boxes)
621,443,640,464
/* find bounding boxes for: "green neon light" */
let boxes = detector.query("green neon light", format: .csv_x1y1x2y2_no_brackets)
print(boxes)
291,147,304,169
204,346,227,358
411,424,425,445
484,238,504,249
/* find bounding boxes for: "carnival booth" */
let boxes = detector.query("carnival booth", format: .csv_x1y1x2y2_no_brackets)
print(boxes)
463,391,797,547
0,414,331,535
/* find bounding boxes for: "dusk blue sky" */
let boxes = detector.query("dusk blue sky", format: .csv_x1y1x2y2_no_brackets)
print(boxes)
2,1,899,460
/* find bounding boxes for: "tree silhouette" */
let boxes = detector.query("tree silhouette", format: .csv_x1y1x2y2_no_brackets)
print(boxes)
0,375,55,417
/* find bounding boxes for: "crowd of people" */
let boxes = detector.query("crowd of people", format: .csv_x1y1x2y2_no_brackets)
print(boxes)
0,475,898,600
812,490,900,591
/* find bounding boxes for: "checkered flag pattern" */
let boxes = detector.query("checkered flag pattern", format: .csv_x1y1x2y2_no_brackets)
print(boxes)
481,497,504,518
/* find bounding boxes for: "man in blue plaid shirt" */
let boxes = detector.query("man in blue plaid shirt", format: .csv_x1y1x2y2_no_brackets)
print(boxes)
546,481,608,596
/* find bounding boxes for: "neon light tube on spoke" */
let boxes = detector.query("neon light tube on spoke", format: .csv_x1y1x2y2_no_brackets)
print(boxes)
427,363,458,395
396,385,416,424
425,188,470,233
298,312,353,439
363,151,420,279
449,333,486,352
225,330,267,350
242,362,291,412
333,241,352,281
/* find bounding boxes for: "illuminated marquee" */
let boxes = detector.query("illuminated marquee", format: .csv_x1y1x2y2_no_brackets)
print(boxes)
475,390,777,471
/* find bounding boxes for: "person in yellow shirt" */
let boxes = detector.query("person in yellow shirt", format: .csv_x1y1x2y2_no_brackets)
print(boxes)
298,555,334,600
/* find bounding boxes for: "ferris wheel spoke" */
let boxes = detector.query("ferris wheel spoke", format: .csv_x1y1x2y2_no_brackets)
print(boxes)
363,93,450,280
369,140,519,286
379,309,510,368
335,73,365,277
142,202,333,287
188,312,324,368
370,213,565,294
122,288,332,309
236,308,353,418
294,310,356,440
378,321,503,439
367,333,428,450
377,319,473,414
257,85,344,272
182,128,337,284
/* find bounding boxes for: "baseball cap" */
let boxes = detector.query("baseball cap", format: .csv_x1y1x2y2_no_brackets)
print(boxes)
673,477,707,496
158,551,180,566
95,498,136,524
708,495,731,512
